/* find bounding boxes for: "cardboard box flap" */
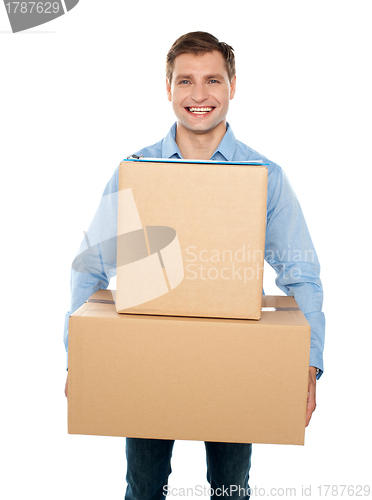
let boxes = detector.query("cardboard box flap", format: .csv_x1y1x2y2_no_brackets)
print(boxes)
73,289,309,328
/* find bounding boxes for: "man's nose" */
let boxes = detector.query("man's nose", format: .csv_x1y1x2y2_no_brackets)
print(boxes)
191,83,209,102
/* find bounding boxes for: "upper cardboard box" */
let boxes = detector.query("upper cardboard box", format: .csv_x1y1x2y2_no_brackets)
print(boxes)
116,159,268,320
68,289,311,445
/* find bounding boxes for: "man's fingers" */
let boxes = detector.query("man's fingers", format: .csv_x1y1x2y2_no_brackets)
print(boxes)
306,384,316,426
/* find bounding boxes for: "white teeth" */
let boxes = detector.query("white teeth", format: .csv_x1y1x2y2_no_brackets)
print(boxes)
188,107,213,114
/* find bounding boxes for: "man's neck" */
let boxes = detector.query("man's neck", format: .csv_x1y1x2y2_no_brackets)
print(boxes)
175,121,226,160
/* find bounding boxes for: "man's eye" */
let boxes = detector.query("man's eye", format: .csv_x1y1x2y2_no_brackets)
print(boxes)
180,80,190,84
208,79,219,84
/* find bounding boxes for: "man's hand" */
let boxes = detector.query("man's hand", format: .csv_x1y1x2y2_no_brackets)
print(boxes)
65,374,68,398
306,366,317,427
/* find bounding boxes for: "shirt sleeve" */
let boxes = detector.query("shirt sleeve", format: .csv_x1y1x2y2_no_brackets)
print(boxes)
63,167,120,369
265,166,325,378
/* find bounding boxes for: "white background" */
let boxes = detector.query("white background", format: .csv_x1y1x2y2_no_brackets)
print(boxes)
1,1,371,498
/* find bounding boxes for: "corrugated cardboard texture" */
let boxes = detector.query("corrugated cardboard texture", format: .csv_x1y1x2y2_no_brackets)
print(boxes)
116,161,267,319
68,290,310,445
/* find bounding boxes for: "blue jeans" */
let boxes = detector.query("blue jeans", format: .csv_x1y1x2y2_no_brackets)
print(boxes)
125,438,252,500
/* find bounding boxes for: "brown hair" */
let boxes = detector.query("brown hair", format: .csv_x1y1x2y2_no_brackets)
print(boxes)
166,31,236,84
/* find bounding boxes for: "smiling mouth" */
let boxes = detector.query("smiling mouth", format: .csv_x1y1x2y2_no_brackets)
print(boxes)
186,107,215,115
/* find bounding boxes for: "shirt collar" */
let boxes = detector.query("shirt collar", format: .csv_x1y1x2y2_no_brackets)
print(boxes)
211,122,236,161
162,123,182,158
162,122,236,161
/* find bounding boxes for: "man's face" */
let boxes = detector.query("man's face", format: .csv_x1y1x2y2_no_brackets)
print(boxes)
166,51,236,136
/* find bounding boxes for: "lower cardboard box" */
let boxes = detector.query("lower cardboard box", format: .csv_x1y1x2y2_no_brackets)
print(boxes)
68,289,310,445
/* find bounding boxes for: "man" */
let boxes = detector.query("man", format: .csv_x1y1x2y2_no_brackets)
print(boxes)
64,32,325,500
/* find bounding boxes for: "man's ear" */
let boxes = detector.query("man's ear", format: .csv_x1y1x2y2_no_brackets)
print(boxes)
230,76,236,100
166,79,172,102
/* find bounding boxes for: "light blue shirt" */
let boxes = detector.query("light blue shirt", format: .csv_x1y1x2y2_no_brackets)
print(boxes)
64,123,325,377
